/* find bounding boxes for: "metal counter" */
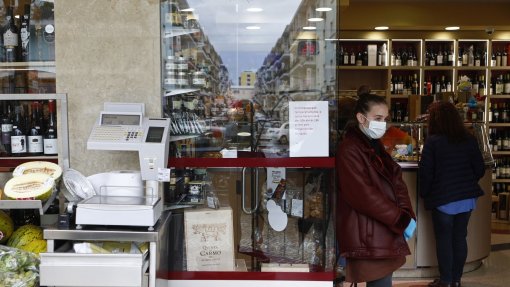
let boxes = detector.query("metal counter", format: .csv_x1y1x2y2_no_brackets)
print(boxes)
40,211,171,287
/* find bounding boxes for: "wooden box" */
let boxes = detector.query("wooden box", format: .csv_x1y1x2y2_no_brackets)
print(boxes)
184,207,235,271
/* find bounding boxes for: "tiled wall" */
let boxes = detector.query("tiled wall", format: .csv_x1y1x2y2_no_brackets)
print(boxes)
55,0,161,176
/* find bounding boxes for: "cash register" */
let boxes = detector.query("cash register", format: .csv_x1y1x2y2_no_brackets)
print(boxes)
75,102,170,230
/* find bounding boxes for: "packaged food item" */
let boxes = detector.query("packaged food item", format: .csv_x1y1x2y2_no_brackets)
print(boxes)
0,245,40,287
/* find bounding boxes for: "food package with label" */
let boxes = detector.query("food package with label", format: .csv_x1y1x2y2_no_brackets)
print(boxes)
73,241,148,255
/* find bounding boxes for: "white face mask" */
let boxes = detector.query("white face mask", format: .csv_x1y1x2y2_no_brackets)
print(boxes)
360,115,387,139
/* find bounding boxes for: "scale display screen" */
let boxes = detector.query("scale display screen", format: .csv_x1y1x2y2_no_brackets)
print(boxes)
146,126,165,143
101,114,141,126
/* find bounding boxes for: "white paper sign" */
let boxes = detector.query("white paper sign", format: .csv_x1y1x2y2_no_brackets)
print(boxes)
289,101,329,157
267,167,286,195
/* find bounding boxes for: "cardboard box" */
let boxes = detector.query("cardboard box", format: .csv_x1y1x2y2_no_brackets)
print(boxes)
184,207,235,271
368,44,377,66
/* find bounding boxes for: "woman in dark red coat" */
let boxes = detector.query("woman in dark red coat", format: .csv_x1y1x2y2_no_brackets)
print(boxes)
336,94,416,287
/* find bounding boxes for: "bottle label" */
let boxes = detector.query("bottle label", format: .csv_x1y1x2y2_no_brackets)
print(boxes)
43,138,58,155
1,124,13,133
11,135,27,153
505,83,510,94
28,135,43,153
3,30,18,47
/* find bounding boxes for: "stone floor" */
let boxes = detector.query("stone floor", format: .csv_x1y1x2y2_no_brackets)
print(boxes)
342,221,510,287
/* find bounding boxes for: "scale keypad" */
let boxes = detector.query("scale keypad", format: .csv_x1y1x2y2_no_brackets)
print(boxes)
89,126,144,142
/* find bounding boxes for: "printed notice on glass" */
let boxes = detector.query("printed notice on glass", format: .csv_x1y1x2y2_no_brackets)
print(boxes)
289,101,329,157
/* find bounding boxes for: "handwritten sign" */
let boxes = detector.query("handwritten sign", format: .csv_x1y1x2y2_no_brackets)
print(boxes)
289,101,329,157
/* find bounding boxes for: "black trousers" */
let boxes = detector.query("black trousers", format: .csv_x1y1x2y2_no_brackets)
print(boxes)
431,209,472,283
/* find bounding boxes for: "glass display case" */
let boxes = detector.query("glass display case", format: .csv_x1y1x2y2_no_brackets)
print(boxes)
159,0,337,284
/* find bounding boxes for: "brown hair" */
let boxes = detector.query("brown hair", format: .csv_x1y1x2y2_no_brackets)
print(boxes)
344,93,387,130
427,101,469,143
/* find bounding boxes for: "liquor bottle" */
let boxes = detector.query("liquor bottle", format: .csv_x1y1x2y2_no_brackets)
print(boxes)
10,104,27,156
491,51,497,67
355,48,363,66
349,49,355,65
401,48,408,66
496,49,502,66
338,45,344,66
505,74,510,95
429,49,436,66
488,103,494,123
446,80,452,92
479,75,486,96
467,45,475,66
493,103,499,123
43,100,58,155
440,76,447,92
412,74,419,95
390,49,396,66
343,47,349,66
447,46,454,66
380,43,387,66
29,0,55,61
474,50,481,66
424,49,430,66
503,50,508,67
436,46,444,66
496,75,504,95
28,102,43,156
1,102,12,155
390,75,395,94
458,48,464,66
395,49,402,66
504,132,510,150
19,4,31,62
3,6,18,62
362,47,368,66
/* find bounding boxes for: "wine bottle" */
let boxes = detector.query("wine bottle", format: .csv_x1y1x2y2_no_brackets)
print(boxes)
3,6,18,62
503,50,508,67
43,100,58,155
28,102,43,156
10,104,27,156
1,102,12,155
504,74,510,95
436,46,444,66
19,4,31,62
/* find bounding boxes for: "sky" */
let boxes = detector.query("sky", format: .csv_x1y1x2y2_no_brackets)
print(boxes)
185,0,302,84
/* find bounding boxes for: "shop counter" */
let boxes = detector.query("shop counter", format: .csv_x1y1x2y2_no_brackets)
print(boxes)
396,164,492,277
39,211,171,287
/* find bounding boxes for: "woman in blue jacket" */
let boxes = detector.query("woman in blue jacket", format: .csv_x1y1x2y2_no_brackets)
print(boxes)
419,101,485,287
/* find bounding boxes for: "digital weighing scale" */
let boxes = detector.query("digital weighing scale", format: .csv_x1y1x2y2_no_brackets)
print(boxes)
76,102,170,230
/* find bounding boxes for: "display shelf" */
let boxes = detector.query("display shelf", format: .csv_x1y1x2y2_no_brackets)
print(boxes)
488,95,510,99
457,66,488,71
337,65,389,70
0,189,58,215
168,157,335,168
493,179,510,183
489,123,510,127
161,271,334,281
492,151,510,155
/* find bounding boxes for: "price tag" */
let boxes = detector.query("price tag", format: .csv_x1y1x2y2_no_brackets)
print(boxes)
158,168,171,182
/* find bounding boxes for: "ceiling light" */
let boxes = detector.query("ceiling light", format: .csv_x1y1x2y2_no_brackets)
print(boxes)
445,26,460,31
181,8,195,12
246,7,263,12
308,17,324,22
375,26,389,30
316,7,332,12
246,26,261,30
303,26,316,30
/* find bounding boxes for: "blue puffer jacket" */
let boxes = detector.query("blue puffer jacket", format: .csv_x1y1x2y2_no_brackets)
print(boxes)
419,134,485,210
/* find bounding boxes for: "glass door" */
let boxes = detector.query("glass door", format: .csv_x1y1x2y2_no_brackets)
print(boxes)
160,0,338,281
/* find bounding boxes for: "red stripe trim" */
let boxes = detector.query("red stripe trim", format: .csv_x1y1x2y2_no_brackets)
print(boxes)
168,157,335,168
157,271,335,281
